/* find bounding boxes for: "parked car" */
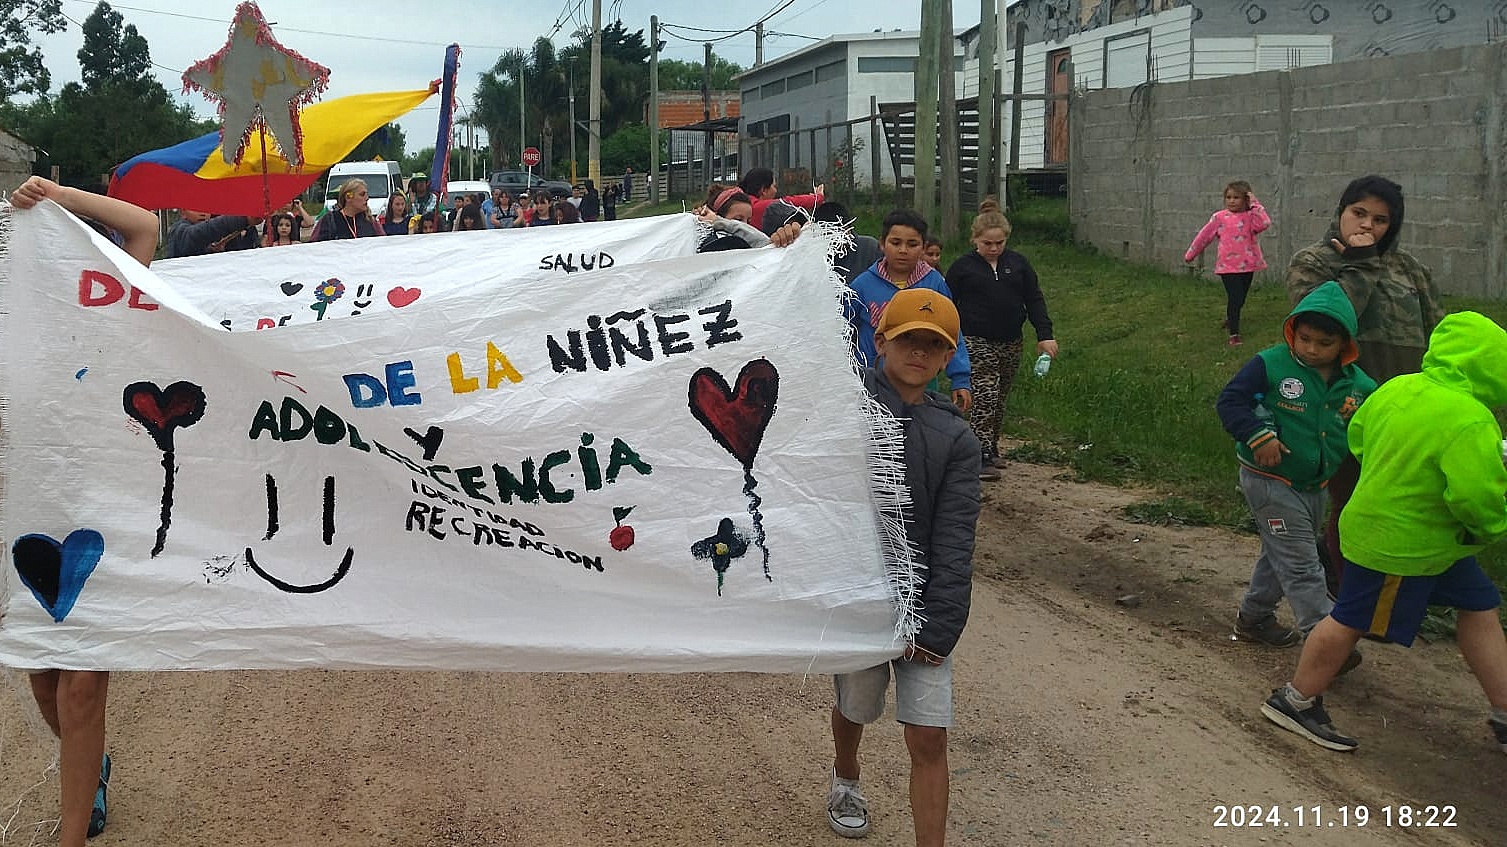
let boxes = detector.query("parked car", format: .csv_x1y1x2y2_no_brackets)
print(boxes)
489,170,572,200
444,179,492,204
323,160,402,217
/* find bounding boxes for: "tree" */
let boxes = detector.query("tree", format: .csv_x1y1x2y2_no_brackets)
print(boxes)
559,21,650,139
600,122,659,175
348,122,406,163
77,1,148,91
0,0,66,101
475,21,659,178
474,37,568,175
656,55,745,92
7,2,209,185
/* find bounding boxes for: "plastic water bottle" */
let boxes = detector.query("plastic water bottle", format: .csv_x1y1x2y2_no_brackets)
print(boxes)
1033,353,1053,378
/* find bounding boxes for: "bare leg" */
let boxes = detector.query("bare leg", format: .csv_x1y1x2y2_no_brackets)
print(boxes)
29,670,62,736
36,671,108,847
1291,617,1364,698
831,706,865,781
1456,609,1507,709
904,724,948,847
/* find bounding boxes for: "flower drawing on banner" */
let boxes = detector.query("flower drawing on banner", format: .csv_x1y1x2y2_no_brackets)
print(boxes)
181,1,331,166
315,278,346,304
691,517,750,595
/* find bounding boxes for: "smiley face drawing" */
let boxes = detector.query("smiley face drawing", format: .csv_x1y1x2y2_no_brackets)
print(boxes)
243,474,353,594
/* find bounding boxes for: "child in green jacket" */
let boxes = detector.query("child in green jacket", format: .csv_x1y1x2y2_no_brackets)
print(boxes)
1217,282,1376,648
1262,311,1507,754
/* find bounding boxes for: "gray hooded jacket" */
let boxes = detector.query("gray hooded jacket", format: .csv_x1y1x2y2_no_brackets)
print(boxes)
863,367,982,656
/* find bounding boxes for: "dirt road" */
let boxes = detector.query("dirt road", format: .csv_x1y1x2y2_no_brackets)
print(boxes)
2,456,1499,845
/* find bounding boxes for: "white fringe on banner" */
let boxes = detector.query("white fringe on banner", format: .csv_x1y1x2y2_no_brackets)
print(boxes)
812,219,924,644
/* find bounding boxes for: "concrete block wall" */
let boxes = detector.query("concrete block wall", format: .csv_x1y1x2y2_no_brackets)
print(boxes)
1068,41,1507,299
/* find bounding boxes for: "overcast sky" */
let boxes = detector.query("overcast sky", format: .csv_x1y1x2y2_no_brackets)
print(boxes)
33,0,985,157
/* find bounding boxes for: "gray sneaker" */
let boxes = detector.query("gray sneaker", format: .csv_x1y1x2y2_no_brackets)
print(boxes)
1490,716,1507,754
827,771,870,838
1232,614,1303,647
1261,688,1358,752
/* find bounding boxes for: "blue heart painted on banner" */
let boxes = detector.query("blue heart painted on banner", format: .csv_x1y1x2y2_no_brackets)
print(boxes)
11,530,105,623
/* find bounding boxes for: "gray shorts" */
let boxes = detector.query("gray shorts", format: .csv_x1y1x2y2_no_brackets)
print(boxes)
833,655,954,728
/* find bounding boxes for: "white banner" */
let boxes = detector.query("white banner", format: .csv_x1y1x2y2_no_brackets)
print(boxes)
151,214,702,330
0,205,910,673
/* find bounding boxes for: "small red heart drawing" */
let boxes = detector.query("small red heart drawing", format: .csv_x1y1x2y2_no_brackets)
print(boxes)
122,381,207,452
387,286,422,308
688,359,779,469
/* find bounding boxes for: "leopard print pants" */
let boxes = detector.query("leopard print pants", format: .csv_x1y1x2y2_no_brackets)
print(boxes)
963,336,1023,460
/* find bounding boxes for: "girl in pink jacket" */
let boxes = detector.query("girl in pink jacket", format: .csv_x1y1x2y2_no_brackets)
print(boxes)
1185,180,1271,347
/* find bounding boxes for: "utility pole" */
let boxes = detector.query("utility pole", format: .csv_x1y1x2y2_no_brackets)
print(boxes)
755,22,764,66
914,1,941,221
569,63,578,184
938,0,960,240
650,15,661,203
977,0,999,203
703,42,713,186
518,56,526,168
1008,21,1024,179
588,0,602,188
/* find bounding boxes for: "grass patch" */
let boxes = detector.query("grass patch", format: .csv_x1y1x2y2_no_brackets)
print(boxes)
1002,441,1071,465
1122,497,1219,528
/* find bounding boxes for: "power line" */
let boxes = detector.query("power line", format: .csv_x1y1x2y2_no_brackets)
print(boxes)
61,0,523,51
659,0,800,45
775,0,840,27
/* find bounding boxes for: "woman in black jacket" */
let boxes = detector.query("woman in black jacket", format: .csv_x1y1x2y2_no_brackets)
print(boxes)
944,198,1058,477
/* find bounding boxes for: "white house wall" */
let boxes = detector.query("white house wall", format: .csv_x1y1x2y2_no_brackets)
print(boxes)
1009,6,1193,169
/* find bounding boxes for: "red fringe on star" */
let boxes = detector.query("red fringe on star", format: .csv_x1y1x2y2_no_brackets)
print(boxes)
181,1,331,168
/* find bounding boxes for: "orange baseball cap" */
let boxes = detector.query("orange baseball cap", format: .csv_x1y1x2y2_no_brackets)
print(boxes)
876,288,959,349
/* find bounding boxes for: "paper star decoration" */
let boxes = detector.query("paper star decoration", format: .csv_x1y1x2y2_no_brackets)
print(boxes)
182,2,330,167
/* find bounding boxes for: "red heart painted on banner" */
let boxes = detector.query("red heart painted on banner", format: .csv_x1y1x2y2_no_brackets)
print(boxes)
688,359,779,469
122,381,207,452
387,286,421,308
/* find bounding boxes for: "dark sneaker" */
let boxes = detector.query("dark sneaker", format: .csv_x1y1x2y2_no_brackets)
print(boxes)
1336,648,1362,676
827,771,870,838
1490,716,1507,754
87,753,110,838
1261,689,1358,752
1227,334,1243,347
1232,615,1303,647
979,467,1002,482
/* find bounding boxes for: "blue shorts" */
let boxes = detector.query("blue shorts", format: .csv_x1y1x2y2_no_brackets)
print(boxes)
1330,556,1502,647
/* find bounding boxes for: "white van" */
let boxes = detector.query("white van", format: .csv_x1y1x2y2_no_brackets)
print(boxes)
323,160,402,217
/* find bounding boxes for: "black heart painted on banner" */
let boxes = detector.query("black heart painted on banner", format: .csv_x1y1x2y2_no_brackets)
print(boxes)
687,359,779,470
122,381,207,452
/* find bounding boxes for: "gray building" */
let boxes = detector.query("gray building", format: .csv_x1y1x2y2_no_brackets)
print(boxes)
998,0,1507,169
1008,0,1507,60
738,30,965,189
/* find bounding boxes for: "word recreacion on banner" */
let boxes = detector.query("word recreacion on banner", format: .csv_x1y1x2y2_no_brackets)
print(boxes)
403,489,604,572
